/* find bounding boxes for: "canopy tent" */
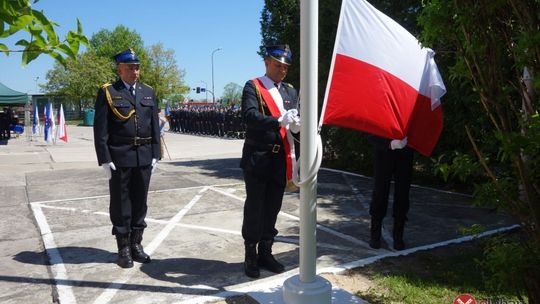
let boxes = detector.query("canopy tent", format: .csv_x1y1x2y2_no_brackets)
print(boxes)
0,82,29,105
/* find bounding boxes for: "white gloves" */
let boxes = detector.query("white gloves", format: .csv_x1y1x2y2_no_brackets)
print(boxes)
151,158,158,174
278,109,301,134
390,137,408,150
278,109,297,127
289,115,301,133
101,159,157,178
102,162,116,179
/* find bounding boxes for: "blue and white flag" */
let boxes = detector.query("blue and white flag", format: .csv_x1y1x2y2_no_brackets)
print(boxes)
32,103,40,135
44,102,55,142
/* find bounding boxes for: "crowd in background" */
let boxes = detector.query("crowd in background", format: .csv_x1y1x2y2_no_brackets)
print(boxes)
167,104,246,139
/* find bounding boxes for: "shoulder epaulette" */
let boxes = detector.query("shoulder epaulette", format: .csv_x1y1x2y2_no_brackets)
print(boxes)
284,82,294,88
141,82,153,89
101,82,111,89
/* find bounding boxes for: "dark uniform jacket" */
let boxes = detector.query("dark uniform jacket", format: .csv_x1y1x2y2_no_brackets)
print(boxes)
240,79,298,173
94,79,160,168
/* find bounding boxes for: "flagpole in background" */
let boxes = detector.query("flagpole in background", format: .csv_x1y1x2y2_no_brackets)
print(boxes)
283,0,332,303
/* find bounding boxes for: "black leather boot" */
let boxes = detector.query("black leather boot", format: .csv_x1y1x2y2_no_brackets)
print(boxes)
131,229,151,263
244,242,260,278
369,218,382,249
115,234,133,268
258,240,285,273
393,219,406,250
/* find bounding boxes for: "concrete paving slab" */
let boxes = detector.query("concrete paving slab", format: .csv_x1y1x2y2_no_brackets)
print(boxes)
0,126,519,304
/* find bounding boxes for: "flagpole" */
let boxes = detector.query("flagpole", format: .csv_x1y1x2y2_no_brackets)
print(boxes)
283,0,331,303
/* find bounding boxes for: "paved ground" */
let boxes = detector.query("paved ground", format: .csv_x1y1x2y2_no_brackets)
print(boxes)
0,126,517,304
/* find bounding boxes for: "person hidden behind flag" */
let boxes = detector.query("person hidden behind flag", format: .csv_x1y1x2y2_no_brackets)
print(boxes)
321,0,446,157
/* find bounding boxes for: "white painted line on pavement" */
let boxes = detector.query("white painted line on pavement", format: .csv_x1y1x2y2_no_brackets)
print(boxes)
320,167,473,197
320,224,520,274
30,203,78,304
278,211,386,253
92,186,209,304
180,225,519,304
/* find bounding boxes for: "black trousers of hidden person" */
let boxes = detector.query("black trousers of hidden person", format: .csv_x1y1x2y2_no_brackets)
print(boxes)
241,152,287,244
109,165,152,235
369,146,414,222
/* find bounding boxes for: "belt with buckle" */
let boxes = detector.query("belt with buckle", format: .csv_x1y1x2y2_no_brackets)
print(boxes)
245,138,282,153
110,135,152,146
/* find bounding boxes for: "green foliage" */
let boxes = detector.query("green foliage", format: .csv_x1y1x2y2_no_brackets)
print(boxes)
457,223,486,236
44,27,188,110
432,152,482,183
221,82,243,106
89,25,145,61
144,43,188,102
359,236,527,303
0,0,89,65
43,52,114,108
479,236,539,299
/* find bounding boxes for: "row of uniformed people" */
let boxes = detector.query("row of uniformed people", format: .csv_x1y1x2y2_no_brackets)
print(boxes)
168,105,245,138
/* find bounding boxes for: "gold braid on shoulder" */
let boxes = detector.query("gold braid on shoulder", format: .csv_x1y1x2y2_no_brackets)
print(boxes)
252,80,266,115
102,83,135,121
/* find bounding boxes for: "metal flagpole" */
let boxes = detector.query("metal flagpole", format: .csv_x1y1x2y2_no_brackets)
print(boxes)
283,0,332,303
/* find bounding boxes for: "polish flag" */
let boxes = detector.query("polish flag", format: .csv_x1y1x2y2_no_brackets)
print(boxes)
321,0,446,156
57,104,68,142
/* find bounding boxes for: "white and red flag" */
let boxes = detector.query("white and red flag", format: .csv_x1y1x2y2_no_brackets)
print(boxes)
321,0,446,156
57,104,68,142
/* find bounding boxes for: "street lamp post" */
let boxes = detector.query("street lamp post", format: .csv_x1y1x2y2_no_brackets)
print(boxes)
34,76,39,94
211,47,222,103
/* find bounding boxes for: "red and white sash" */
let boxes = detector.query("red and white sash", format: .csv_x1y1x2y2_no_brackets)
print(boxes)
252,77,298,189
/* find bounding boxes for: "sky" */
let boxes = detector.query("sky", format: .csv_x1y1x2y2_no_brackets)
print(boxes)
0,0,266,100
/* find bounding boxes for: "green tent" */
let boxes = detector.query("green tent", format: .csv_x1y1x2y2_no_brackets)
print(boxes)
0,82,28,105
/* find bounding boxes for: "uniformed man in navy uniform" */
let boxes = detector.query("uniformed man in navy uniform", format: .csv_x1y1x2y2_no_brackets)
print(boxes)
368,135,413,250
93,48,160,268
240,44,300,278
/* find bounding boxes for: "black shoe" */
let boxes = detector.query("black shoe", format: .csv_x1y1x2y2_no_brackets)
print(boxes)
131,244,151,263
117,247,134,268
131,229,151,263
115,234,134,268
244,243,260,278
258,240,285,273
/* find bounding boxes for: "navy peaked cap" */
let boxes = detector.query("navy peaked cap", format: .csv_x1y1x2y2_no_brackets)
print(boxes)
113,48,140,64
265,44,292,65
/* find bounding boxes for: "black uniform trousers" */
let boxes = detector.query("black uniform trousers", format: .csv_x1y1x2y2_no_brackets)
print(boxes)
109,165,152,235
370,146,414,221
241,150,287,244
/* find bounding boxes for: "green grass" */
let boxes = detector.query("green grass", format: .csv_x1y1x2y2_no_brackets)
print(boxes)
357,240,528,304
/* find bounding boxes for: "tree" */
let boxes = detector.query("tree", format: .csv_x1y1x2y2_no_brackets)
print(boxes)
89,25,147,76
419,0,539,301
221,82,243,105
143,43,188,105
0,0,88,65
43,52,114,109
